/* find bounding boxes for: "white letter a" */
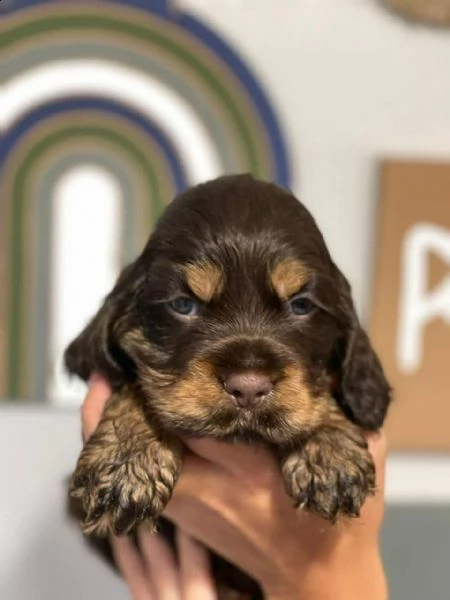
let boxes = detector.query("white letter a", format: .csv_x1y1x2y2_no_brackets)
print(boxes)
397,224,450,374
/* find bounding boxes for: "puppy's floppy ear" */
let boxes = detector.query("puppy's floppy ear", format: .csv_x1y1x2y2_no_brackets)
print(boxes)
337,323,392,430
331,266,392,431
64,262,141,386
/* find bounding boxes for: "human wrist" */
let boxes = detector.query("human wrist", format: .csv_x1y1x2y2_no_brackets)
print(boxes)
262,547,387,600
323,552,388,600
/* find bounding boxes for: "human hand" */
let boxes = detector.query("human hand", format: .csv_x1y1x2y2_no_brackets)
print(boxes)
81,376,388,600
110,529,218,600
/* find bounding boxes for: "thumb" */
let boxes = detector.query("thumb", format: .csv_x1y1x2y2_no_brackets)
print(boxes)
81,374,111,441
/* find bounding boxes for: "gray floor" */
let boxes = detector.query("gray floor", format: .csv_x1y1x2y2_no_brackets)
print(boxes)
382,505,450,600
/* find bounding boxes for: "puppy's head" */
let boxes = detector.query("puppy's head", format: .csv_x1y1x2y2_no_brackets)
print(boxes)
65,175,391,442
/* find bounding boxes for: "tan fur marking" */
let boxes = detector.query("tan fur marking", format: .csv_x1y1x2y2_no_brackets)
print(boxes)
151,360,336,442
163,360,221,413
120,328,176,389
270,364,335,437
184,261,224,302
271,259,310,299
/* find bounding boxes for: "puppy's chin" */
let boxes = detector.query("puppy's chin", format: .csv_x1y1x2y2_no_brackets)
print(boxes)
148,399,314,445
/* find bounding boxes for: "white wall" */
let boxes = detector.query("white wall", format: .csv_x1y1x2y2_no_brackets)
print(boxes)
0,409,127,600
178,0,450,319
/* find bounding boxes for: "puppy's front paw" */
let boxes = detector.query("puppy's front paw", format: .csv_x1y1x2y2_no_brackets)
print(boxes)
70,436,182,536
281,429,375,522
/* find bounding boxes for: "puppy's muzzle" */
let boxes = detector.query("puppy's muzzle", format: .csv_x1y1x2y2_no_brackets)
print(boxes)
208,335,290,409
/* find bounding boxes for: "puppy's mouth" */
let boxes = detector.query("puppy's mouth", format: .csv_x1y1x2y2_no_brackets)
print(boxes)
160,398,291,443
148,362,329,443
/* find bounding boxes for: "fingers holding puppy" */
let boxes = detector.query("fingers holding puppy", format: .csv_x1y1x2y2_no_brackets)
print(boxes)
110,527,217,600
81,374,111,441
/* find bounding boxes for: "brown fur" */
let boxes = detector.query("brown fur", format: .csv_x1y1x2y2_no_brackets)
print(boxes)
65,174,392,599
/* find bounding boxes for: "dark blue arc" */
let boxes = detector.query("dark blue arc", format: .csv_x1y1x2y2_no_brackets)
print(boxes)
4,0,292,189
0,96,189,194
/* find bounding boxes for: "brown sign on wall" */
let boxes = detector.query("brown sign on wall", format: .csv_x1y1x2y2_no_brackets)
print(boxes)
370,161,450,451
382,0,450,27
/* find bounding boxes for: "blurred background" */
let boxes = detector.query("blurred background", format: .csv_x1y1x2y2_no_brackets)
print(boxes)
1,0,449,598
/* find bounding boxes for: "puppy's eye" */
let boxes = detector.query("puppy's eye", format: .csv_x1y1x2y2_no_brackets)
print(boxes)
169,296,198,316
288,294,314,316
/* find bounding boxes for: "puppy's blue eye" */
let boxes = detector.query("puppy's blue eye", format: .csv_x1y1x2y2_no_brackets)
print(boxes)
289,295,314,316
169,296,198,316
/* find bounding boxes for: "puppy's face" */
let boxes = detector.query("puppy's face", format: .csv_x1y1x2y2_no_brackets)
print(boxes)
134,251,345,443
65,175,391,442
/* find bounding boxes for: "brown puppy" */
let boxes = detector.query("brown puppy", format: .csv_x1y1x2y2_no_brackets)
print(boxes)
66,174,391,599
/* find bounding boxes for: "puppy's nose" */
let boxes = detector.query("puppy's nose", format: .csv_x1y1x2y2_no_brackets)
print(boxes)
223,372,272,409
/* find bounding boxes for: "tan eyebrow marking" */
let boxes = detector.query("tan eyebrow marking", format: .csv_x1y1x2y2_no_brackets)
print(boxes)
183,261,225,302
271,259,310,299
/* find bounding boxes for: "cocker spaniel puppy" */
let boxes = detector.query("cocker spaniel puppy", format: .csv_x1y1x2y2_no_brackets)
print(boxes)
66,174,391,599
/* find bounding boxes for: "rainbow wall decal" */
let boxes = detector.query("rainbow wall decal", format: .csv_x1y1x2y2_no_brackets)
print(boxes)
0,0,292,401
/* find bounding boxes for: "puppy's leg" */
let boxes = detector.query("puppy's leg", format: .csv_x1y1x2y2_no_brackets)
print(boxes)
70,388,184,537
278,415,376,522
